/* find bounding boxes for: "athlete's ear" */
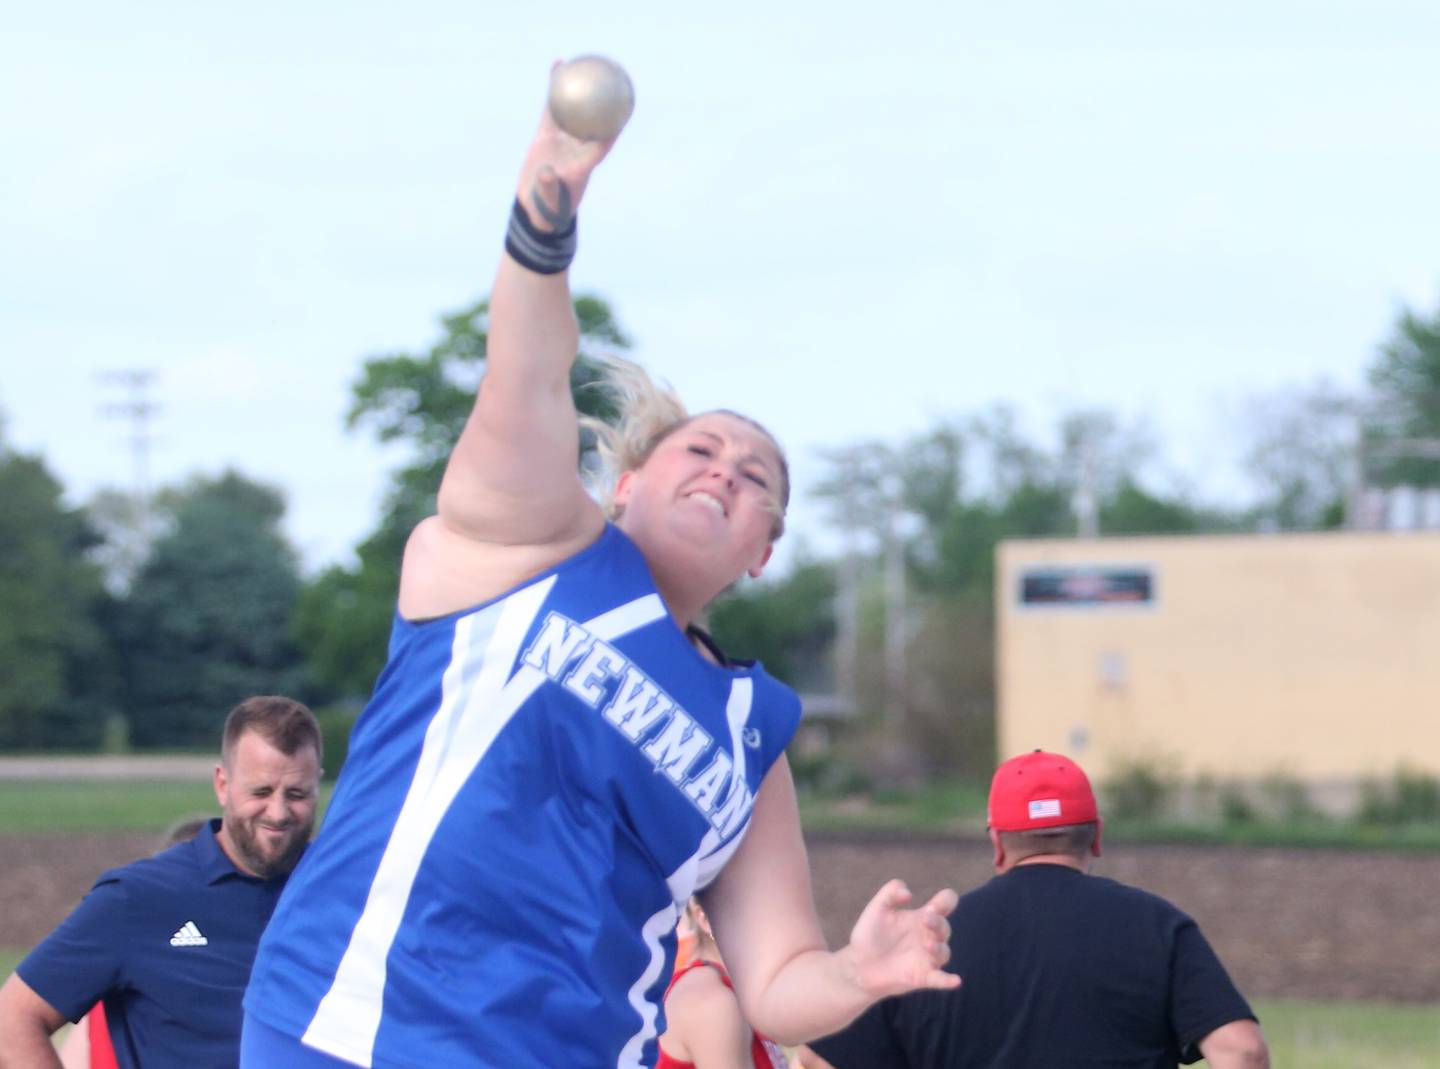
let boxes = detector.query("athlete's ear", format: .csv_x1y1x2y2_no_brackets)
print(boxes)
613,470,637,509
988,827,1005,871
1091,818,1104,859
746,543,774,579
213,762,229,809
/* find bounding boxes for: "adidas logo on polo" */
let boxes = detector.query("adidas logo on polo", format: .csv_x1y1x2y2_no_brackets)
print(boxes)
170,921,208,947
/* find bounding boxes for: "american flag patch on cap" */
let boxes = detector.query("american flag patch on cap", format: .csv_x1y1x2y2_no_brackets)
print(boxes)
1028,798,1061,819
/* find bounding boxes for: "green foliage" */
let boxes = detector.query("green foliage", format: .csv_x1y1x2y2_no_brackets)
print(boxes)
293,554,398,702
0,949,25,978
1218,783,1259,827
1241,382,1355,530
1258,771,1324,824
928,503,1007,593
1102,819,1440,850
1194,773,1323,829
1101,758,1179,822
112,471,309,748
0,779,221,832
995,480,1074,540
343,295,627,532
1255,999,1440,1069
796,776,988,832
298,294,630,700
708,560,836,689
0,448,117,749
1101,479,1213,534
0,776,333,832
811,410,1226,783
1358,768,1440,826
314,703,361,782
896,592,997,778
788,745,872,797
1365,301,1440,488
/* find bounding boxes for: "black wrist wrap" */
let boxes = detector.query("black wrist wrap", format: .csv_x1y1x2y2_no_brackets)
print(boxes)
504,197,577,275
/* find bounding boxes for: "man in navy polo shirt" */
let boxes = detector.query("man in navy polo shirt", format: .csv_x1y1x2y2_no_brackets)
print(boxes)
0,695,322,1069
808,751,1270,1069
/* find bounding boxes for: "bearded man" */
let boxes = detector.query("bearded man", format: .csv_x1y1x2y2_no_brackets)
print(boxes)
0,695,322,1069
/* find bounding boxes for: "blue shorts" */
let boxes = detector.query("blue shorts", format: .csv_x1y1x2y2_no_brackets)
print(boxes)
241,1014,356,1068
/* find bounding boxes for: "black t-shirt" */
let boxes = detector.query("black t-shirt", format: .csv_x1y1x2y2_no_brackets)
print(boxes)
811,864,1255,1069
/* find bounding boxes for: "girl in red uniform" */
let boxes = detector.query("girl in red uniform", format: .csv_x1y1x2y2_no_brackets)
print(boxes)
659,901,819,1069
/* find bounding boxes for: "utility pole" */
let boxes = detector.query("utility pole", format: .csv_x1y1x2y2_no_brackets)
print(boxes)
882,481,921,730
883,512,907,727
835,522,860,716
99,369,160,512
97,369,161,588
1073,429,1100,538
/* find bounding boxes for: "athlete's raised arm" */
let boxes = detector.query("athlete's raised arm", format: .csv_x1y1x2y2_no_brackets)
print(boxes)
399,72,620,619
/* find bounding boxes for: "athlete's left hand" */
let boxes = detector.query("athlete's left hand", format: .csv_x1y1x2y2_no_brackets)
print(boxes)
843,879,960,998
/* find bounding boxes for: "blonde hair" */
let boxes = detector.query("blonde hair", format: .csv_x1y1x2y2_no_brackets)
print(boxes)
581,354,789,539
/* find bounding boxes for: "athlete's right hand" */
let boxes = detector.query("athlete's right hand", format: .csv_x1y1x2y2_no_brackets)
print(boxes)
514,63,620,233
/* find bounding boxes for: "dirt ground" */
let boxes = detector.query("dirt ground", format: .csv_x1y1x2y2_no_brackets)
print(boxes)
3,829,1436,1003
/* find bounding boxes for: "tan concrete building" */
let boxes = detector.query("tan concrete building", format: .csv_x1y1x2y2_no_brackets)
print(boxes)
995,531,1440,790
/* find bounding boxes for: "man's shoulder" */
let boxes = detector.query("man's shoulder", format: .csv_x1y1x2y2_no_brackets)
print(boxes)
957,865,1190,924
1080,872,1191,916
92,837,204,894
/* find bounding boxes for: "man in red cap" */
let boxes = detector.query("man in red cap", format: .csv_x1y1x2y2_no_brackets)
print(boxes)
807,750,1269,1068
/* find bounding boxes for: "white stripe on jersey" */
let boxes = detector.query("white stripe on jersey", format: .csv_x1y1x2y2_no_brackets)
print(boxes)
693,677,757,890
302,584,667,1066
614,676,761,1069
616,902,685,1069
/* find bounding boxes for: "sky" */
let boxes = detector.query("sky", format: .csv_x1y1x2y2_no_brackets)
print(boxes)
3,1,1439,574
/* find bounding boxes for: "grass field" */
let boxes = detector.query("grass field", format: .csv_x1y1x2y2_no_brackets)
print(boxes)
0,939,1431,1068
4,772,1437,849
796,777,1440,850
0,779,334,833
1254,999,1440,1067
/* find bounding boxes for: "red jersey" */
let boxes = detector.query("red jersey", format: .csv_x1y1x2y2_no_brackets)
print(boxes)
656,960,790,1069
88,1002,120,1069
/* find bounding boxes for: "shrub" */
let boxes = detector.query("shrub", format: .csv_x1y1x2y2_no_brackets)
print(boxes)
1359,768,1440,826
1259,771,1323,823
1218,783,1258,826
1102,758,1178,822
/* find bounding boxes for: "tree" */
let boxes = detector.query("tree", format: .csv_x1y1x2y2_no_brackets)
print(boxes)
0,445,117,749
85,487,158,594
114,471,307,747
1100,479,1231,535
1240,382,1354,530
810,406,1235,782
297,294,631,700
708,558,837,691
1364,301,1440,488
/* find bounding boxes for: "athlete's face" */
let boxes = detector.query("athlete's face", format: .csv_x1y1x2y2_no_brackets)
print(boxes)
614,412,783,582
214,730,321,880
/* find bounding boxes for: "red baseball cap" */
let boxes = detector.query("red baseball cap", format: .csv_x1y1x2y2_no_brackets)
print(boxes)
988,750,1099,832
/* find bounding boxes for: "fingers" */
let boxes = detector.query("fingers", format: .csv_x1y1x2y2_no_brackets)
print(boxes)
922,915,958,992
922,907,950,946
850,879,964,998
879,878,913,910
923,887,959,917
921,887,956,951
925,968,963,991
922,908,951,969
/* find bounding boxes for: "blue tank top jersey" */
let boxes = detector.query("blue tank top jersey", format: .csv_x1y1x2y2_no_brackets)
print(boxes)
243,525,803,1069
